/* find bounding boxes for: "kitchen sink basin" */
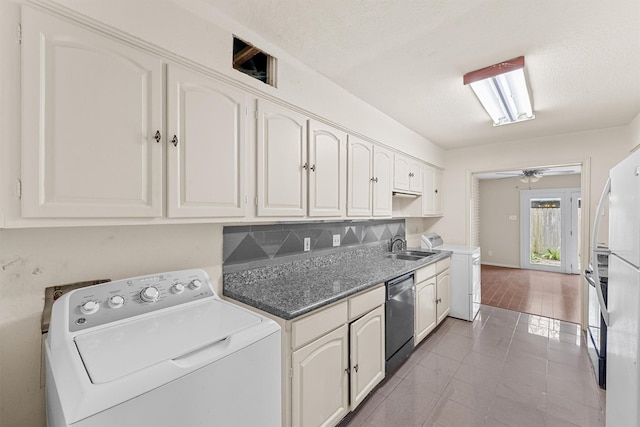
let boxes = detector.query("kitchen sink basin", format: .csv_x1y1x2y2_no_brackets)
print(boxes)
384,253,423,261
400,250,437,257
383,250,438,261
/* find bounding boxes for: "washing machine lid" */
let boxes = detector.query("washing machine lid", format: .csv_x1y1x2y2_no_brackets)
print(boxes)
75,299,262,384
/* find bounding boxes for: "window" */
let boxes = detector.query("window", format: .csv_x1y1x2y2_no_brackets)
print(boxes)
233,37,276,87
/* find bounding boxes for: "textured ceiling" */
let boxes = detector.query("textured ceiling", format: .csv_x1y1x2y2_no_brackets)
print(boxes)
199,0,640,150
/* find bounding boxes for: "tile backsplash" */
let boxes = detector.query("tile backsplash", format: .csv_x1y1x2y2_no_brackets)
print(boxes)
223,219,405,268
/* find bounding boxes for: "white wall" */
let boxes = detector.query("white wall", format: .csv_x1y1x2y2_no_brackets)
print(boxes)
435,126,630,246
479,174,581,268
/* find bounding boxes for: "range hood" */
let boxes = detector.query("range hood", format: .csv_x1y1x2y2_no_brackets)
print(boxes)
392,191,419,198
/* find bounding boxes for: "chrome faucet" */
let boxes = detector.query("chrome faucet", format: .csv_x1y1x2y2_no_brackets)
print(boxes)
390,236,406,252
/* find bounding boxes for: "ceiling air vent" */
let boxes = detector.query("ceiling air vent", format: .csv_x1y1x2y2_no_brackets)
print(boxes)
233,36,277,87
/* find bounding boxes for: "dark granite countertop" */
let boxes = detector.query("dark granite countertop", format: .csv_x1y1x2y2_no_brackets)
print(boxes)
223,248,451,320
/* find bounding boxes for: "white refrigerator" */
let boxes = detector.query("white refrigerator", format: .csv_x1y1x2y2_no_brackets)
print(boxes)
607,148,640,427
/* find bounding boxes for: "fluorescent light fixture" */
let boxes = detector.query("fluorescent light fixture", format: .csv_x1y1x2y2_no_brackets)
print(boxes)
464,56,535,126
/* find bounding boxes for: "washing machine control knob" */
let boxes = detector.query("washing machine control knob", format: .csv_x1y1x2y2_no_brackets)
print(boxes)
108,295,125,309
171,283,185,294
140,286,160,303
80,300,100,315
189,279,202,290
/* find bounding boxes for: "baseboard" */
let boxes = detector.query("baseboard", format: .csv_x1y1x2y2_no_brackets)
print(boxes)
481,262,521,269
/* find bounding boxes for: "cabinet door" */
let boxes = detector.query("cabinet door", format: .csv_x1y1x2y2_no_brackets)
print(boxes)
350,305,385,410
347,136,373,217
21,7,163,218
372,146,393,217
433,168,444,214
292,325,349,427
308,120,347,217
436,269,451,324
166,65,246,218
257,100,307,216
393,154,411,191
423,166,435,214
409,161,424,193
415,279,437,344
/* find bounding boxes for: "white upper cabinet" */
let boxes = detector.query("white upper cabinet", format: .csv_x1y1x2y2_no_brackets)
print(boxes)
393,154,423,194
347,136,392,217
423,166,444,216
256,99,308,217
393,155,411,191
21,7,163,218
372,146,393,216
409,159,424,193
166,64,246,218
347,136,374,217
307,120,347,217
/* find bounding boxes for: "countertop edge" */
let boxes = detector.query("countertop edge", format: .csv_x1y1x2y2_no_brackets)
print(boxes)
224,250,452,321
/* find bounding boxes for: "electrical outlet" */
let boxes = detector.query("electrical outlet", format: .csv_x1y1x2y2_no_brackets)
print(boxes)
303,237,310,251
508,215,517,221
488,250,493,256
332,234,340,247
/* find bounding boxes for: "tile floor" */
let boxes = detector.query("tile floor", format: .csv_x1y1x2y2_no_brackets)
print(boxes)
342,305,605,427
481,265,581,324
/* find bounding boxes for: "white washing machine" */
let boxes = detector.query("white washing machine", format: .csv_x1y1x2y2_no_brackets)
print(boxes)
45,269,281,427
422,233,481,321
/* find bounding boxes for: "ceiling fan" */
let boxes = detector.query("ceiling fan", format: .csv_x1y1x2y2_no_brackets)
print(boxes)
494,168,575,184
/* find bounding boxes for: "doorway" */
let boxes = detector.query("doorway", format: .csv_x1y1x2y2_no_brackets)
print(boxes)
519,188,581,274
473,165,585,324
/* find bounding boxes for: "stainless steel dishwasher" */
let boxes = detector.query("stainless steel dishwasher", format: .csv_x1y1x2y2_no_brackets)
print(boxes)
385,272,415,374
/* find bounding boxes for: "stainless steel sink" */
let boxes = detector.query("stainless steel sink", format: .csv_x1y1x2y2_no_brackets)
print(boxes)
383,250,438,261
384,253,423,261
400,250,437,258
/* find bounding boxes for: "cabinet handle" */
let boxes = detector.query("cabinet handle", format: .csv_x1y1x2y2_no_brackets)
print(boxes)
409,172,414,177
435,189,438,194
303,162,309,170
171,135,178,147
344,368,350,375
154,130,161,143
370,177,378,183
353,364,359,373
310,164,316,172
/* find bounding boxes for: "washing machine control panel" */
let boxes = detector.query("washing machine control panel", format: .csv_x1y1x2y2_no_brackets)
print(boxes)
66,269,215,332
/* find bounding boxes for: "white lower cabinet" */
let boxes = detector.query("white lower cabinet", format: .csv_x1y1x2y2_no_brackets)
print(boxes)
415,257,451,345
349,305,385,409
292,325,349,427
415,277,437,345
436,259,451,324
286,285,385,427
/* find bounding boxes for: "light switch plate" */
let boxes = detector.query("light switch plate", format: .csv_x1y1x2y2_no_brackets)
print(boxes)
332,234,340,247
508,215,517,221
304,237,310,251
